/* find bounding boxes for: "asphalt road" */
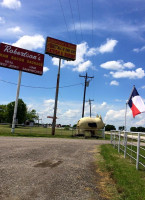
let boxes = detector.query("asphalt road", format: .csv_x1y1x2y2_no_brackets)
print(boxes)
0,137,110,200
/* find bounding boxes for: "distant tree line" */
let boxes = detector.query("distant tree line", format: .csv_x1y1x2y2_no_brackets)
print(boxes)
0,99,38,124
105,124,116,131
130,127,145,132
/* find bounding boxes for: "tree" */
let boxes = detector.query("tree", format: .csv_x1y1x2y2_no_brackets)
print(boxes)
118,126,125,131
130,127,137,132
137,126,145,132
7,99,27,124
26,109,38,121
0,105,8,123
105,124,116,131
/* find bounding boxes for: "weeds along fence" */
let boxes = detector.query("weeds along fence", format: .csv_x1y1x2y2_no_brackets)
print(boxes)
110,130,145,170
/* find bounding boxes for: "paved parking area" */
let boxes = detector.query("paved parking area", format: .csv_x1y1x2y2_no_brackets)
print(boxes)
0,137,110,200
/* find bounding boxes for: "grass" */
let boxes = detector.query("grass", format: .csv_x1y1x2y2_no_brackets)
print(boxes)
0,124,74,138
0,124,107,139
99,144,145,200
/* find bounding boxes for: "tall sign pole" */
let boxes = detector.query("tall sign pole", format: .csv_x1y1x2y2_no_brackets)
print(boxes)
79,73,94,118
52,58,61,135
11,71,22,133
45,37,77,135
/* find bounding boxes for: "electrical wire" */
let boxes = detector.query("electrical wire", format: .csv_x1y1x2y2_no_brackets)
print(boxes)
68,0,79,44
76,0,83,42
0,79,83,89
58,0,71,42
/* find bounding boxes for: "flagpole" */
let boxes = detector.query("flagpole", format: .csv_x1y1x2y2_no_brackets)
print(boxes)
125,102,127,131
125,85,135,130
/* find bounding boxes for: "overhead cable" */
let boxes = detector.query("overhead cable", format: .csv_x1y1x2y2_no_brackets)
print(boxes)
76,0,84,42
58,0,71,42
0,79,83,89
68,0,79,44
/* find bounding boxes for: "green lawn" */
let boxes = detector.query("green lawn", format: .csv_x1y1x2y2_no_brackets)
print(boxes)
0,124,74,138
100,144,145,200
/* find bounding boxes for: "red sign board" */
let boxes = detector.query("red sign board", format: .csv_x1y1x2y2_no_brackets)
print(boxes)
45,37,76,61
0,43,44,75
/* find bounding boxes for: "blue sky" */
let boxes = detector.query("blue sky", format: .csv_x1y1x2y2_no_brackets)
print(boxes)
0,0,145,129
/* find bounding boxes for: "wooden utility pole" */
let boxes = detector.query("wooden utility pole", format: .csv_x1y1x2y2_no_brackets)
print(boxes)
86,99,94,117
79,73,94,118
52,58,61,135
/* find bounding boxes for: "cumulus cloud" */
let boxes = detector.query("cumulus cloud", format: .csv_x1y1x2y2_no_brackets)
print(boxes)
110,80,119,86
87,39,118,56
73,60,92,72
12,34,45,50
1,0,21,9
43,67,49,73
0,16,5,24
52,42,92,72
110,68,145,79
98,39,118,53
101,102,107,107
52,39,117,72
7,26,22,33
133,46,145,53
100,60,135,71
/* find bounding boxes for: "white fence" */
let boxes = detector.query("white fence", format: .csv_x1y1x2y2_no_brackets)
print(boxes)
110,130,145,170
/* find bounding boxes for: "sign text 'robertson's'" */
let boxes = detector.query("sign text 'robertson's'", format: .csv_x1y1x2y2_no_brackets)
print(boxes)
0,43,44,75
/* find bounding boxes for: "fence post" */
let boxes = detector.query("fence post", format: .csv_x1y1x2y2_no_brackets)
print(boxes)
110,131,112,144
118,130,121,153
124,131,127,158
102,128,105,139
113,132,116,148
136,132,140,170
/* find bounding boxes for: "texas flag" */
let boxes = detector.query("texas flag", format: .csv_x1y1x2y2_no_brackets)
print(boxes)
128,86,145,117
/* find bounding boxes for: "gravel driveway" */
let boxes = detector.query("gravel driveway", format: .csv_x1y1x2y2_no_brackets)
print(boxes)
0,137,110,200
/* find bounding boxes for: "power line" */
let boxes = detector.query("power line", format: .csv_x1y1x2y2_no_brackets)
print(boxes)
58,0,71,42
76,0,84,42
68,0,79,44
0,79,83,89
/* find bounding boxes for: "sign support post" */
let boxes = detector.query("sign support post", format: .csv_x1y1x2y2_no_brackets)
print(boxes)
11,71,22,133
52,58,61,135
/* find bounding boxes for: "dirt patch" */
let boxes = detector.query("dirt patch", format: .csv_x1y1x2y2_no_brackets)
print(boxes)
34,160,63,168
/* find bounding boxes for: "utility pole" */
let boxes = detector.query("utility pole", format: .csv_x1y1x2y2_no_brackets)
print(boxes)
52,58,61,135
86,99,94,117
79,73,94,118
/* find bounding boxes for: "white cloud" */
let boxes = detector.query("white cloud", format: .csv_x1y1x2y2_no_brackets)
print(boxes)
52,42,92,72
7,26,22,33
52,40,117,72
100,60,135,71
73,60,92,72
43,67,49,73
110,68,145,79
62,109,80,118
87,39,118,56
1,0,21,9
12,34,45,50
133,46,145,53
141,86,145,89
0,16,5,24
98,39,118,53
110,80,119,86
101,102,107,107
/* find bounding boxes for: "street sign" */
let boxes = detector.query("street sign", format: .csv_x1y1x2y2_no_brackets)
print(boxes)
45,37,76,61
0,43,44,75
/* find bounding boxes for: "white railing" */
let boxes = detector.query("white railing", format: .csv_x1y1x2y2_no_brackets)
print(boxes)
110,130,145,170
